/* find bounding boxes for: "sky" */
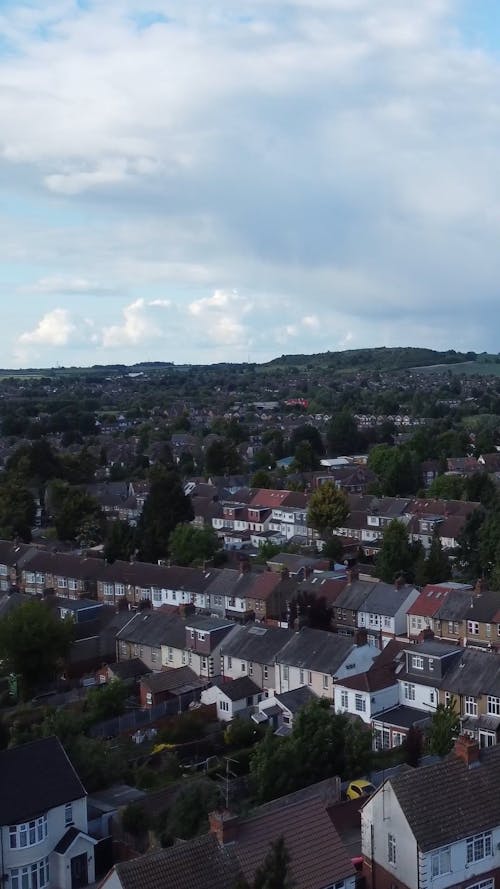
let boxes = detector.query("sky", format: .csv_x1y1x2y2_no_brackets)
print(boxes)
2,0,500,368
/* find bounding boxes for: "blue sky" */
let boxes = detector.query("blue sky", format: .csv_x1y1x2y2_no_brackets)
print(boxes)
1,0,500,367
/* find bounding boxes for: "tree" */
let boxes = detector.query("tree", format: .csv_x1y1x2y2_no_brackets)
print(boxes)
53,488,104,543
169,523,219,566
307,482,349,538
465,473,499,509
289,424,324,457
0,485,36,541
136,470,194,562
85,679,128,723
424,532,451,584
456,508,486,579
122,803,150,838
375,520,415,583
253,836,295,889
428,699,459,756
367,445,420,496
204,439,241,476
0,600,73,696
292,440,320,471
321,535,343,563
104,519,136,563
427,474,465,501
166,782,220,840
251,470,274,489
326,412,361,456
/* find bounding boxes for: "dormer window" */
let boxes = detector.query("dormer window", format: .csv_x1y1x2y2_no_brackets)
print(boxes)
411,655,424,670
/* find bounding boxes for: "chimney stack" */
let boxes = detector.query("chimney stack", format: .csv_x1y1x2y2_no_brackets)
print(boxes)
346,566,359,585
354,627,368,647
395,575,405,590
417,627,434,642
208,810,238,845
240,559,251,574
474,578,488,595
454,734,480,768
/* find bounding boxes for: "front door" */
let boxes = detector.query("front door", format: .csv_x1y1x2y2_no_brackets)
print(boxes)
70,853,88,889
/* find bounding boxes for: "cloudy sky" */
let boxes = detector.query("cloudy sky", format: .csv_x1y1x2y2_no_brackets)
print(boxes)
1,0,500,367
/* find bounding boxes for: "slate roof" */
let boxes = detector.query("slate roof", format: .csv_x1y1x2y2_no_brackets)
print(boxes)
440,648,500,698
277,627,354,673
112,833,242,889
334,580,377,611
360,582,416,617
468,590,500,622
234,795,355,889
109,659,150,681
275,685,316,713
434,589,476,621
141,666,206,695
220,623,293,664
213,676,261,701
116,611,186,648
389,743,500,851
53,827,87,854
372,705,432,730
0,736,86,824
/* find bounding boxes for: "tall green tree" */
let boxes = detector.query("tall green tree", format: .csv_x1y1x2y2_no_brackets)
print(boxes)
0,485,36,541
424,532,451,584
205,439,242,476
428,700,459,756
169,523,219,566
104,519,136,563
136,469,194,561
375,520,415,583
307,482,349,538
289,424,324,457
292,440,320,471
0,600,74,696
326,411,361,456
54,488,104,543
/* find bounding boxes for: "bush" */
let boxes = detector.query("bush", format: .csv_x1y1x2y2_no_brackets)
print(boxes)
121,803,150,837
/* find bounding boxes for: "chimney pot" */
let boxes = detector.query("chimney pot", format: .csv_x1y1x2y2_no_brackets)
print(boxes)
354,627,368,647
454,734,480,768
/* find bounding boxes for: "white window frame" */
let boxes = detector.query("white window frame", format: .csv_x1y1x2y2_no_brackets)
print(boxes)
10,858,49,889
466,880,494,889
412,655,424,670
9,817,48,849
403,682,416,701
466,831,492,864
431,847,451,877
64,802,73,826
487,696,500,716
340,690,348,709
467,620,479,635
355,693,366,712
465,696,478,717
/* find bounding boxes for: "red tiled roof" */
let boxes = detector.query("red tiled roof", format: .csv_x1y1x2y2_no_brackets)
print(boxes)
249,489,291,508
407,587,452,617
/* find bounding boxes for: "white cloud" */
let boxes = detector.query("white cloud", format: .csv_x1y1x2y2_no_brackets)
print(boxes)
22,275,114,295
188,289,251,346
19,308,75,346
101,298,171,348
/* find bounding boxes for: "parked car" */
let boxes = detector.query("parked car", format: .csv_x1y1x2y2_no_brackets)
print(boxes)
346,779,375,800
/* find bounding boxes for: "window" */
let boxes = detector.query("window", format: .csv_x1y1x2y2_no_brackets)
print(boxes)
486,623,492,637
467,621,479,635
10,859,49,889
431,847,451,877
487,695,500,716
448,621,459,634
263,666,269,679
341,690,348,709
167,647,173,663
58,577,68,588
412,655,424,670
115,583,125,596
146,692,152,705
220,700,229,712
283,666,289,681
249,662,253,676
388,833,396,865
152,589,162,603
241,661,246,672
68,579,78,591
299,669,304,684
465,696,478,717
198,632,206,642
466,832,492,864
64,803,73,826
403,682,415,701
201,657,207,670
393,732,404,747
103,583,114,596
355,693,366,712
466,881,494,889
151,648,159,664
428,658,434,671
9,817,48,849
384,616,391,628
308,671,312,685
444,691,451,706
227,656,232,669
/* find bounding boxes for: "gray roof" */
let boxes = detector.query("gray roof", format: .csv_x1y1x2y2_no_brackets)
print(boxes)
361,582,416,617
204,567,256,598
372,705,432,730
406,640,462,658
277,627,354,674
141,666,206,695
220,623,293,664
441,648,500,697
213,676,261,701
335,580,377,611
275,685,316,714
0,737,86,825
390,743,500,851
435,589,476,621
112,833,242,889
184,615,234,632
109,659,150,681
116,611,186,649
